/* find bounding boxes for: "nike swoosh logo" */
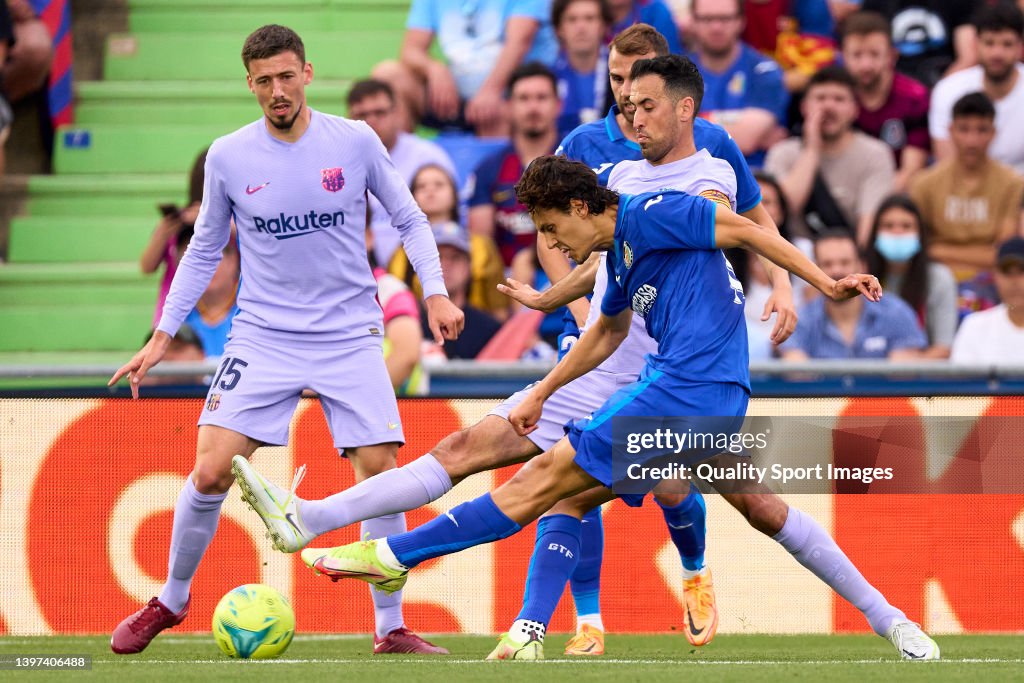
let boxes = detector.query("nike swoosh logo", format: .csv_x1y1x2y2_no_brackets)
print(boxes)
666,521,694,530
686,606,704,636
902,649,925,659
246,182,270,195
445,512,460,527
284,512,302,534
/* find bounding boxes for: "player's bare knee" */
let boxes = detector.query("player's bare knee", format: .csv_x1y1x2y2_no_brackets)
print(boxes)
653,491,687,508
431,428,474,480
192,462,234,495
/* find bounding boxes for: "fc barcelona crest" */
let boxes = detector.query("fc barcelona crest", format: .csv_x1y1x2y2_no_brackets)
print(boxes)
321,167,345,192
206,393,221,412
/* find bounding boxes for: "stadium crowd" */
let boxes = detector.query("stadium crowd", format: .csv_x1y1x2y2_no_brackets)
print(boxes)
14,0,1020,385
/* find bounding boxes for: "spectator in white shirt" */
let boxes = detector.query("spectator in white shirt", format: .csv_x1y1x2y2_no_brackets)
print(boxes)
952,237,1024,364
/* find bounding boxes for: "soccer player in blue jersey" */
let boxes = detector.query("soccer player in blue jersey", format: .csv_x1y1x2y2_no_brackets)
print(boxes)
107,25,463,656
496,53,937,661
534,23,797,652
292,155,938,662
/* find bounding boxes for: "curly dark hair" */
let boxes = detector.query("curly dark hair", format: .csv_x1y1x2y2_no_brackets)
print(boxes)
242,25,305,70
515,155,619,215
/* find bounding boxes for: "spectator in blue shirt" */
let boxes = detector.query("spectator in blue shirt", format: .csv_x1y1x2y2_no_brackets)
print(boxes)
608,0,682,54
372,0,559,136
551,0,613,138
687,0,789,167
782,230,927,360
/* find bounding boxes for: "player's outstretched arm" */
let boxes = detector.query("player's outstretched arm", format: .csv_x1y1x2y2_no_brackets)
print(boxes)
107,331,171,399
740,202,797,345
508,307,631,436
713,205,882,303
498,251,601,314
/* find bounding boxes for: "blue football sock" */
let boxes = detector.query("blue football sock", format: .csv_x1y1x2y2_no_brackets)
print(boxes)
387,493,521,568
517,514,582,624
658,484,707,572
569,506,603,617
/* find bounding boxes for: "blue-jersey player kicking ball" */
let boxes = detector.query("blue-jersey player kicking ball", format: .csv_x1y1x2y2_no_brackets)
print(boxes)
287,155,940,661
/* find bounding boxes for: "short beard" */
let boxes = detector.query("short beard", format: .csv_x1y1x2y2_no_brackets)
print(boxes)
641,140,671,163
857,73,883,93
268,102,303,130
521,126,549,140
985,64,1015,84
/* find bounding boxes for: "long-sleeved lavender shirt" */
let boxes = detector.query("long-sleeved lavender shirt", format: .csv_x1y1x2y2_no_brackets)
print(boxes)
157,110,447,344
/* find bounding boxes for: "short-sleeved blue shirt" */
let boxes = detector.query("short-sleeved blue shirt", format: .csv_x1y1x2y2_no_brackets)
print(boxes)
786,295,928,359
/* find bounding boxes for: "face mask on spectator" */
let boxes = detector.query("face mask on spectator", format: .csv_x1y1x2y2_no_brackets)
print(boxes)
875,233,920,263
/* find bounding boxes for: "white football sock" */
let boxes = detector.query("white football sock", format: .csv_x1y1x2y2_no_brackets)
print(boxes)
301,454,452,536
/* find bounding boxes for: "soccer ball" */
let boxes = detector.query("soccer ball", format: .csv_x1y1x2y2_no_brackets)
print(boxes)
212,584,295,659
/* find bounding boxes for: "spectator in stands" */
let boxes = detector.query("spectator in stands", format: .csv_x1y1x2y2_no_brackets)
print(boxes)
365,226,425,394
552,0,613,138
374,0,558,136
929,3,1024,174
765,65,894,245
0,1,13,174
389,163,508,319
864,195,958,358
608,0,683,54
840,11,929,192
910,93,1024,290
421,222,502,359
951,237,1024,363
686,0,788,167
347,79,457,264
182,235,239,361
141,148,207,326
781,230,927,359
859,0,979,87
1,0,52,103
468,62,561,268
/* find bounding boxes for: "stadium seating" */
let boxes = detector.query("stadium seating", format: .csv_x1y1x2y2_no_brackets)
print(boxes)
128,0,409,33
75,80,352,125
1,2,412,363
104,31,403,81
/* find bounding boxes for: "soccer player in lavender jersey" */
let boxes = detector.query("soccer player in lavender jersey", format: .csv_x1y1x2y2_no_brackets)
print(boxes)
107,25,463,656
289,155,938,662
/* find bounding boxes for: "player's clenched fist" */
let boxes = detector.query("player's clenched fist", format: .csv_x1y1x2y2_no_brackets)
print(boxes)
508,390,545,437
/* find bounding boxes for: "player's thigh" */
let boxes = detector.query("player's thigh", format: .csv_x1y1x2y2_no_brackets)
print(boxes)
198,337,305,448
311,342,406,453
432,415,540,484
544,484,615,519
193,425,263,494
492,438,602,525
347,442,401,482
479,370,623,474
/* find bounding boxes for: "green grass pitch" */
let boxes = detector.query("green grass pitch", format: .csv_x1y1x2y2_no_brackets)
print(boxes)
0,634,1020,682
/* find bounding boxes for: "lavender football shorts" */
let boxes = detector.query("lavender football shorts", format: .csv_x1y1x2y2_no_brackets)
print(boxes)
489,368,637,451
198,334,404,449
